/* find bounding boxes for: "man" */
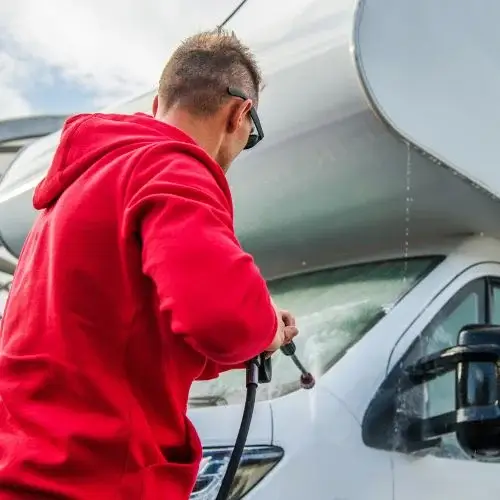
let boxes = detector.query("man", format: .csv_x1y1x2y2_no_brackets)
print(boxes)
0,29,298,499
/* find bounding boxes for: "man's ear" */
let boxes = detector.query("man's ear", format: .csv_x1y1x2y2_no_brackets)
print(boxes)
226,99,253,133
152,95,159,116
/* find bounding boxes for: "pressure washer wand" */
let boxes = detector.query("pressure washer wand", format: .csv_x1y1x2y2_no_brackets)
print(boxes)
280,342,316,389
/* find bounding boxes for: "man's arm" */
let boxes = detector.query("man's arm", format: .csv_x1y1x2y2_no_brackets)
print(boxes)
124,154,278,365
195,307,297,380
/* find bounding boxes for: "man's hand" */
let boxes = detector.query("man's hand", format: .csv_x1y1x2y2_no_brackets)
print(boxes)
265,304,299,355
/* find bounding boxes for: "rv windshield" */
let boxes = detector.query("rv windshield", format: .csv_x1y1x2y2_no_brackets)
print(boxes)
188,257,439,407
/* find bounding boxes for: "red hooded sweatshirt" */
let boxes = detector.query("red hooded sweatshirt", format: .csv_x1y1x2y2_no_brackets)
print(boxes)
0,113,277,499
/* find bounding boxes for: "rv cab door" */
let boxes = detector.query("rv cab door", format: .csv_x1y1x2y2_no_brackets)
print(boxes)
386,263,500,499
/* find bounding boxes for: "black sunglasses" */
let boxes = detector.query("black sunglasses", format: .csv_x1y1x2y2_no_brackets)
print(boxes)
227,87,264,150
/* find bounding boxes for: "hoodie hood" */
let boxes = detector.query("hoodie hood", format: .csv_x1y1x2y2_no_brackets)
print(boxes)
33,113,213,210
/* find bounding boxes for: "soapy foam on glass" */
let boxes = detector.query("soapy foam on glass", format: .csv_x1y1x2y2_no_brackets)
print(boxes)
188,260,430,407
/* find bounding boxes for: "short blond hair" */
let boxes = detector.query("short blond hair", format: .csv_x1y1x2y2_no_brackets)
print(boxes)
158,28,262,116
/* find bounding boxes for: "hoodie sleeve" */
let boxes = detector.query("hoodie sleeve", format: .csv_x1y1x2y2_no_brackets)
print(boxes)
124,155,277,366
195,360,246,381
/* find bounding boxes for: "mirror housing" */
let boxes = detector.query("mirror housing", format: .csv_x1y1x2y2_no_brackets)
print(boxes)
403,324,500,458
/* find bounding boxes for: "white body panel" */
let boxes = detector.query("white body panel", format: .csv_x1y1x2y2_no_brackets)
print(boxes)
247,387,393,500
188,401,273,448
355,0,500,199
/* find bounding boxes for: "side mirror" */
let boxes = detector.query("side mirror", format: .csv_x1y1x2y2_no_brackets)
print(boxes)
403,324,500,458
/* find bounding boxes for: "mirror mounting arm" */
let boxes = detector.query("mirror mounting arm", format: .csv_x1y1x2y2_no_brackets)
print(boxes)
400,325,500,458
405,344,500,384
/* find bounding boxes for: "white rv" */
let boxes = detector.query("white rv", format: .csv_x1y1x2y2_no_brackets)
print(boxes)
1,0,500,498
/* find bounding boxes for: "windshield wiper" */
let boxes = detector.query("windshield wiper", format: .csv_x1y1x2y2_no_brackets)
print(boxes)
189,395,228,408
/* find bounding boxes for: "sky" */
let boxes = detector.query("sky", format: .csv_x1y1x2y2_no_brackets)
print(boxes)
0,0,243,120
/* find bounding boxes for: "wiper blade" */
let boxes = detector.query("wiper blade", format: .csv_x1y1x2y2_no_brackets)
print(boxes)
189,395,228,408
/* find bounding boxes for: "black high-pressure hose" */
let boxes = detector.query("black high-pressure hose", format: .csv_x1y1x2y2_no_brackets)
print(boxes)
214,342,315,500
214,356,261,500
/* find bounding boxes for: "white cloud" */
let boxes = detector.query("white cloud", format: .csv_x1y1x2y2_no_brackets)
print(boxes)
0,0,243,109
0,51,33,119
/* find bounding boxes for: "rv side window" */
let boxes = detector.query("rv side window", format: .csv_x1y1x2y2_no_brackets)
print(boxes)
394,279,486,458
403,279,485,419
489,281,500,324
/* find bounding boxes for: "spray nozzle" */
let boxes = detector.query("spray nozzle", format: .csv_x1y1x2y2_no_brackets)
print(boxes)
280,341,316,390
